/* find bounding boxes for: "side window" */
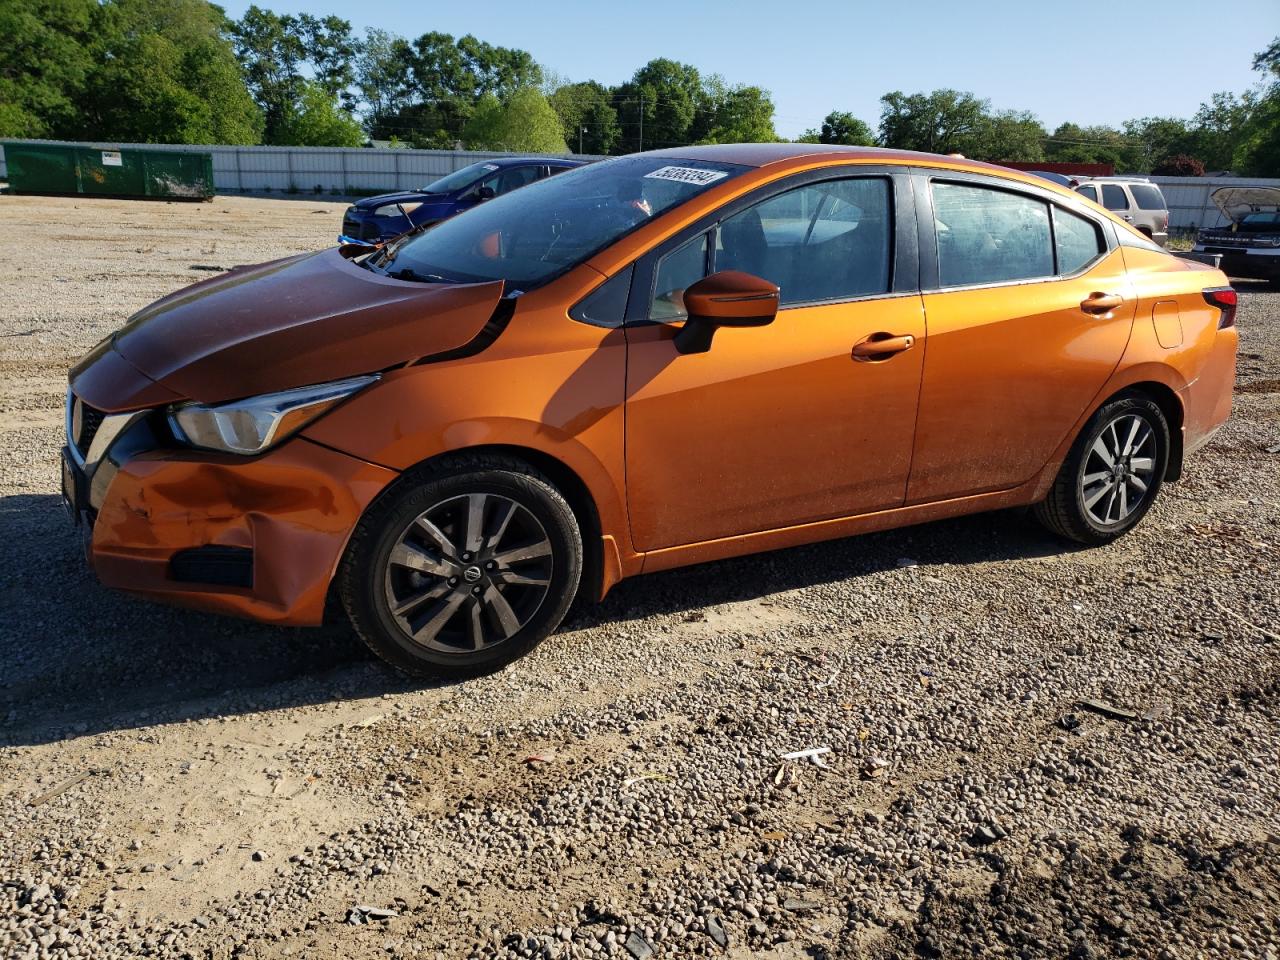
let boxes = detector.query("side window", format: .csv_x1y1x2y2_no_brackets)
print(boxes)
570,265,634,328
495,166,540,195
933,182,1053,287
1053,206,1105,274
1130,184,1166,210
1101,184,1129,211
717,178,891,304
650,233,708,320
1076,185,1099,203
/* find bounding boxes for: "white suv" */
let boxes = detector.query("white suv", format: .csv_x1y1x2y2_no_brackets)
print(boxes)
1073,178,1169,247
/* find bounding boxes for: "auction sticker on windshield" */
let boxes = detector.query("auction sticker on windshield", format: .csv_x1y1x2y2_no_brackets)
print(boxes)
644,166,729,186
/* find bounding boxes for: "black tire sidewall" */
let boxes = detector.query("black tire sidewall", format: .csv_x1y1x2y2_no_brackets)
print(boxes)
344,467,581,677
1069,396,1169,539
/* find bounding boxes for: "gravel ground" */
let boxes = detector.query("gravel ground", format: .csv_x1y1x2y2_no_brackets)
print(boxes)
1,193,1278,960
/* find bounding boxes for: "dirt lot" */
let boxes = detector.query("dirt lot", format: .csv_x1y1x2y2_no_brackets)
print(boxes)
1,193,1278,960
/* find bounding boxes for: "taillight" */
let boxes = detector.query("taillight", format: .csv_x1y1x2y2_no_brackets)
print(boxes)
1203,287,1237,329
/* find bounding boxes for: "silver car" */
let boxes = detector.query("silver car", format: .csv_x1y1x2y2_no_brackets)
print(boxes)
1074,178,1170,247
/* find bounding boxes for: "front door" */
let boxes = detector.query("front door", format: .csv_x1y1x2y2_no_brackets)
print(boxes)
624,173,926,552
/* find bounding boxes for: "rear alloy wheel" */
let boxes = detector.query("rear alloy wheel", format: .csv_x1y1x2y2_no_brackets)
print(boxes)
1078,413,1159,528
341,457,581,678
1034,395,1170,545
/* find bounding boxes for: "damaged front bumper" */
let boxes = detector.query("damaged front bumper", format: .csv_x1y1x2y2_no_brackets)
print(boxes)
64,390,397,625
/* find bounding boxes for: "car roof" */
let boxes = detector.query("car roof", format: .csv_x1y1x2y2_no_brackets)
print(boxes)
635,143,1092,202
639,142,1064,179
485,156,585,168
1075,177,1155,185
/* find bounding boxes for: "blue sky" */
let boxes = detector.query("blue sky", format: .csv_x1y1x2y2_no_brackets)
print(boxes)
221,0,1279,139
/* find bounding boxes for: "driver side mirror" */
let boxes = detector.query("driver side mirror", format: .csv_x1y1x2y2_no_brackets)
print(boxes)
474,185,496,201
673,270,780,355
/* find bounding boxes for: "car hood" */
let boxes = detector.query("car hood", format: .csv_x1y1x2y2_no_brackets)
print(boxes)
77,248,504,407
1210,186,1280,223
352,190,451,211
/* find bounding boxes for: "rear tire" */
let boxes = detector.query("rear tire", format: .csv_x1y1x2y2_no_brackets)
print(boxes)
340,454,582,678
1033,394,1169,545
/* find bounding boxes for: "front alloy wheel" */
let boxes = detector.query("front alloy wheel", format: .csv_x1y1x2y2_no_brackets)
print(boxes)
383,493,553,652
341,455,582,678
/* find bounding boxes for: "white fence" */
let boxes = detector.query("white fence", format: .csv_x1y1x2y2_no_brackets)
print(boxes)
0,140,601,195
1,141,1274,229
1149,176,1280,231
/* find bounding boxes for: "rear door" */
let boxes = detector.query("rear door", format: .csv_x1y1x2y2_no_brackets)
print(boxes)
907,173,1136,502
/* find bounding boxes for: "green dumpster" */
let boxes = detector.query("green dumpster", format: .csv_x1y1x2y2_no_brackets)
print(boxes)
3,142,214,200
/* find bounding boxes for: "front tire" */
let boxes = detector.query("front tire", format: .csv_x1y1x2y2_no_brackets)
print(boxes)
1034,394,1170,545
340,455,582,678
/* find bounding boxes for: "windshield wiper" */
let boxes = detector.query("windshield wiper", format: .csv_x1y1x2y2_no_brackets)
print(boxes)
388,266,454,283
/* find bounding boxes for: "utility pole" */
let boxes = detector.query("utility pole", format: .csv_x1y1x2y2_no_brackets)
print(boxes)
579,126,585,154
638,95,643,152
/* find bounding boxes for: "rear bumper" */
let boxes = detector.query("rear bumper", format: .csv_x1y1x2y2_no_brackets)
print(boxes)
87,438,397,625
1194,247,1280,281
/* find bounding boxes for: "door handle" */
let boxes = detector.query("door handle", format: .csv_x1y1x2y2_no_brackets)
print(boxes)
1080,292,1123,317
852,333,915,361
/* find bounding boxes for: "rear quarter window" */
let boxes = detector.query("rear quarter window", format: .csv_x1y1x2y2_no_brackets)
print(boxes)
1130,184,1166,210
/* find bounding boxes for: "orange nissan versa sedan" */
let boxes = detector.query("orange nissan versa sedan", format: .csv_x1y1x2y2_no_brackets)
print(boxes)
62,145,1238,677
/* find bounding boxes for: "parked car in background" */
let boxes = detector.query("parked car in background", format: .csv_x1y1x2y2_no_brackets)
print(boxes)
339,157,585,245
1025,170,1078,188
1193,186,1280,286
1073,177,1169,246
64,145,1237,678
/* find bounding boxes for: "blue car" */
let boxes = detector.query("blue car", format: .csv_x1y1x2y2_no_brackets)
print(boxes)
339,157,586,245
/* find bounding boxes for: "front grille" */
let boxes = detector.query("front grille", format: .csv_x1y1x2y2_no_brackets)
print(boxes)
342,215,381,242
1200,233,1280,247
169,546,254,588
71,395,106,457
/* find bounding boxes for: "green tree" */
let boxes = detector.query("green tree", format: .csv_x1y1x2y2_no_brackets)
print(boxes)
1122,116,1200,173
81,0,261,144
800,110,875,145
1226,39,1280,175
276,79,364,146
0,0,96,138
231,6,307,143
357,28,414,133
1188,92,1256,171
296,14,358,108
878,89,988,154
462,88,568,153
549,80,620,154
965,110,1046,162
613,58,702,151
1044,122,1131,167
371,31,542,147
694,79,778,144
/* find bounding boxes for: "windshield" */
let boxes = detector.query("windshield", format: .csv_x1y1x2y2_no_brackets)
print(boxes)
1242,211,1280,225
376,156,749,288
419,161,502,194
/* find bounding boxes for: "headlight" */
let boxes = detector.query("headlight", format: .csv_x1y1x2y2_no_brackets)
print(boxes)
169,375,378,455
373,202,421,218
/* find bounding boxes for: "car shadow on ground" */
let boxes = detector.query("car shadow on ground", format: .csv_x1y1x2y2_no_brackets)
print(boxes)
1,491,1074,747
